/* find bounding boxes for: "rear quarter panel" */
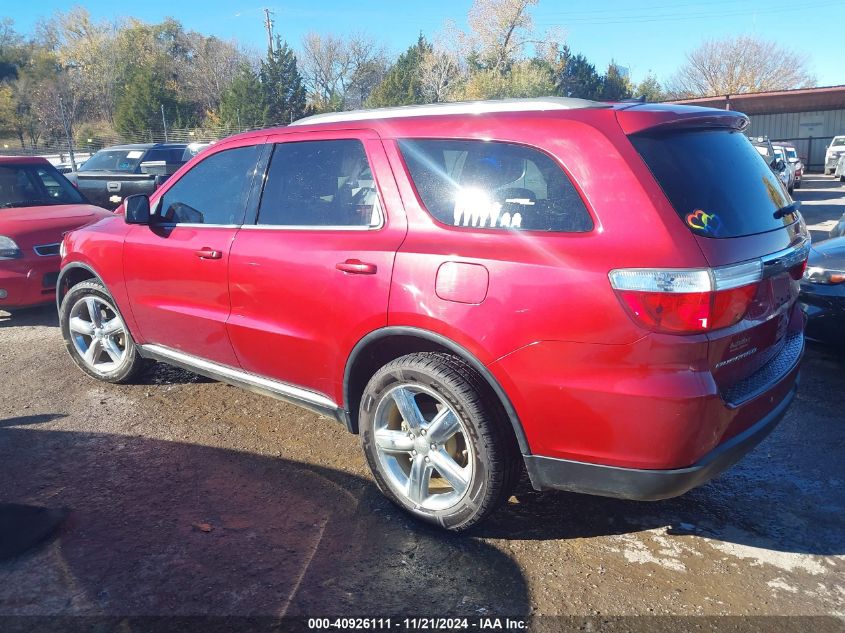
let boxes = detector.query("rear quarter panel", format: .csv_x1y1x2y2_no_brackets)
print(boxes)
382,110,709,363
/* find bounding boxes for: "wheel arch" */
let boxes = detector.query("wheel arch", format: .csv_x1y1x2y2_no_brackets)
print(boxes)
343,326,530,454
56,262,105,311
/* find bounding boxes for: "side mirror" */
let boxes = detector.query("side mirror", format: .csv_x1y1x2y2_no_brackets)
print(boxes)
153,174,171,190
124,194,151,225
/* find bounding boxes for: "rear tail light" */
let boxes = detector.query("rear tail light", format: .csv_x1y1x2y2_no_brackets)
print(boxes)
609,260,764,334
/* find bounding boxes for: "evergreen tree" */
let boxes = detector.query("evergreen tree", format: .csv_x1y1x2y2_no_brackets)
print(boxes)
260,36,306,124
550,45,603,100
367,35,431,108
219,65,268,129
600,62,632,101
633,73,665,102
113,65,183,139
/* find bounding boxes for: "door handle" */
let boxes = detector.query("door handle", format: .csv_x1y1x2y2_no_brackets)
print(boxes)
194,248,223,260
336,259,377,275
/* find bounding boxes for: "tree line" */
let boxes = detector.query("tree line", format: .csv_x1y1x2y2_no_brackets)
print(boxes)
0,0,816,151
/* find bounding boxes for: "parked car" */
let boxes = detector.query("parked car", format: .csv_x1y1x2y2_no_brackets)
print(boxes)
824,135,845,175
57,99,808,530
800,237,845,347
835,154,845,182
65,143,189,210
0,157,111,311
775,143,803,189
773,146,795,193
751,137,791,192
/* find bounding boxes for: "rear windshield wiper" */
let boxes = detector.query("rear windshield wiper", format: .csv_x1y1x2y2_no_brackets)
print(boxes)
773,201,801,220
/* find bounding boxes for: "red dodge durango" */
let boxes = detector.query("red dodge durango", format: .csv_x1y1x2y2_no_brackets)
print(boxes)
57,98,808,530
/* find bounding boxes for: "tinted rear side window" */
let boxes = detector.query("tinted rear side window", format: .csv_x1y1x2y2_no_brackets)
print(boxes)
398,139,592,232
630,129,795,238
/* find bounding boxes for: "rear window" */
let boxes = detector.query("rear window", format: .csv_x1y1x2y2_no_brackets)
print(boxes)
631,129,795,239
397,139,592,232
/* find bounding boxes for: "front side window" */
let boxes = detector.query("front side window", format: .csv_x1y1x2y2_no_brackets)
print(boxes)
397,139,593,232
158,145,260,225
0,164,84,209
256,140,381,228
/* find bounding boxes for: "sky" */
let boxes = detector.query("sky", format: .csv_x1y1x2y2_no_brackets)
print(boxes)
4,0,844,87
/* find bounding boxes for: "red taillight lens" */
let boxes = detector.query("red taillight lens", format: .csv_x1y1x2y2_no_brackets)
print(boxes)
789,259,808,281
609,262,762,334
616,289,712,332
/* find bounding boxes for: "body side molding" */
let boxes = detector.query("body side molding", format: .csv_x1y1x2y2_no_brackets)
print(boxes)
138,344,345,423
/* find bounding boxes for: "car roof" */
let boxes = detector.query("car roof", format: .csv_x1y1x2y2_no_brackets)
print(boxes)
289,97,608,127
98,143,188,150
0,156,51,165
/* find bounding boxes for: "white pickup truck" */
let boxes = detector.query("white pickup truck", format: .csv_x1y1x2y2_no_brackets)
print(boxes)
825,135,845,175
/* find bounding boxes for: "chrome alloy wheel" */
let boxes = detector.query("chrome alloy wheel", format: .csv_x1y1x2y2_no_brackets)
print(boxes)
373,383,474,511
68,296,128,373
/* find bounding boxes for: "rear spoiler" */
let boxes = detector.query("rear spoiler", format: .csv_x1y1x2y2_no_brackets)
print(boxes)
616,104,749,135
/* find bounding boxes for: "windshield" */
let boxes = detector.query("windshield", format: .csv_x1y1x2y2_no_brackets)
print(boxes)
833,138,845,147
0,164,85,208
786,148,798,160
80,148,145,172
774,149,786,161
631,129,795,239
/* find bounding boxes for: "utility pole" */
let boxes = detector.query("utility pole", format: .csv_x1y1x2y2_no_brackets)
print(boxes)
263,8,275,55
161,104,169,142
57,95,78,172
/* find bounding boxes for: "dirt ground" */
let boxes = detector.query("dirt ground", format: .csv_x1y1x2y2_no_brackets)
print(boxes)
0,176,843,624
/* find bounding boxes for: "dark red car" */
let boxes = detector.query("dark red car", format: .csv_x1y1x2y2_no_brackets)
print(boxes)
0,157,111,311
57,99,808,530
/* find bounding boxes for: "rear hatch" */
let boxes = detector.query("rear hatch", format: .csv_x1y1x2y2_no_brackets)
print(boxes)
621,107,808,404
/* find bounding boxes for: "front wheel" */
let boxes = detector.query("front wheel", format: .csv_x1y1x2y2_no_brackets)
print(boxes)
359,352,520,531
60,280,146,383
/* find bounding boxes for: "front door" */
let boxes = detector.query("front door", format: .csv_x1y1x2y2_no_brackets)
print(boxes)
226,131,407,401
123,142,263,366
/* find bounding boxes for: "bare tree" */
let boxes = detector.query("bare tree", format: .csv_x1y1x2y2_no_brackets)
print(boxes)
299,32,387,110
667,35,816,98
177,34,246,114
420,28,465,103
467,0,539,72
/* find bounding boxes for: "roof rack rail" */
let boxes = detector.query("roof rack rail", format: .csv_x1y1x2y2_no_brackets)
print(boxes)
290,97,608,126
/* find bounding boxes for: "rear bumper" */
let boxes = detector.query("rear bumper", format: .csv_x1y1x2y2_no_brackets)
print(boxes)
524,380,797,500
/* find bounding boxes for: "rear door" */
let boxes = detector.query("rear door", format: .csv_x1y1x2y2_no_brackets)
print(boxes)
123,140,264,366
226,130,407,400
629,126,808,400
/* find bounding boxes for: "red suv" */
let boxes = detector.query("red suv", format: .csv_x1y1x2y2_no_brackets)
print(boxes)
57,99,808,530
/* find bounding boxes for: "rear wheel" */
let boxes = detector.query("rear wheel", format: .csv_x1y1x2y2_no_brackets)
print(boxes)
359,352,519,531
60,280,146,383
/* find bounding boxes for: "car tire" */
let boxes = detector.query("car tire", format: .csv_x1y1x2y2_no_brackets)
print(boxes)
795,181,801,189
359,352,520,531
825,169,831,176
60,279,146,384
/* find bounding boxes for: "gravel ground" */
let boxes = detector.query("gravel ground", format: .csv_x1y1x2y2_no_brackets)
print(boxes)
0,180,844,623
